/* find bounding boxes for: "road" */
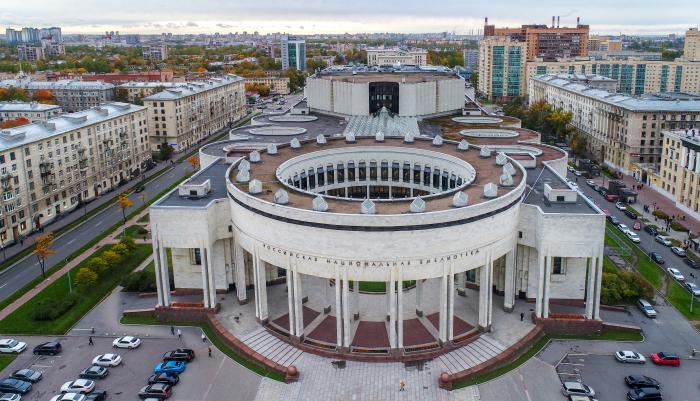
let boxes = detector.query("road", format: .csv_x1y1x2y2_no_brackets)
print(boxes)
571,172,700,295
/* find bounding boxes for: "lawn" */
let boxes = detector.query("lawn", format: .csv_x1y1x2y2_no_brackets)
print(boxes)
0,244,152,334
666,280,700,320
349,281,416,293
605,222,662,288
120,315,285,381
118,224,148,240
0,355,16,372
137,213,150,223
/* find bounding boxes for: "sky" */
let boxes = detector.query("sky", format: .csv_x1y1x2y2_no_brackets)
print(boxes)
1,0,698,36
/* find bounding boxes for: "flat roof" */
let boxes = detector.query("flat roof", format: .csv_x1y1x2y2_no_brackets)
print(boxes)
143,75,243,101
313,65,459,83
0,101,61,112
118,82,188,89
155,159,231,207
523,165,598,214
0,102,146,152
0,78,114,90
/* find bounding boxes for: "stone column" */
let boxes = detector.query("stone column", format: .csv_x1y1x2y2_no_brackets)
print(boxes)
293,267,304,337
323,278,331,314
254,252,268,323
535,249,546,318
200,246,211,308
353,280,360,320
543,255,552,318
503,249,516,312
234,243,247,304
152,236,165,307
159,242,171,307
585,256,595,319
334,268,343,349
342,269,351,347
478,254,493,331
456,272,466,296
415,279,423,317
388,270,397,349
593,245,604,320
438,269,448,343
397,268,404,349
206,244,216,308
286,270,296,337
447,264,455,341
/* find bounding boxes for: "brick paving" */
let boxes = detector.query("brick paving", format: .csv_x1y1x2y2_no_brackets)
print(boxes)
402,318,436,346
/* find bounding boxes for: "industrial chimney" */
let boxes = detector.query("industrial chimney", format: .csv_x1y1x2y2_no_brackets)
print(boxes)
577,17,580,27
557,16,560,28
552,16,555,28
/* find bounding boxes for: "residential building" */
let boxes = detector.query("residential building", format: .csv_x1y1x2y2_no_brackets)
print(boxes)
0,101,62,122
118,82,188,102
0,102,150,243
684,28,700,62
244,77,290,95
588,36,622,52
143,75,246,152
655,128,700,218
488,17,589,61
529,74,700,173
477,36,526,99
43,42,65,57
16,44,44,61
142,44,169,61
463,49,479,72
0,79,115,112
48,70,176,85
366,47,428,66
5,27,61,44
281,35,306,70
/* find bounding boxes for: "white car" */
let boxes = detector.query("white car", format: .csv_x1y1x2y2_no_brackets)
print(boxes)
91,353,122,367
50,393,86,401
112,336,141,349
573,170,583,176
625,230,641,243
615,202,627,211
655,235,672,246
0,339,27,354
684,282,700,296
667,267,685,281
671,247,686,257
561,381,596,397
615,350,646,364
586,180,596,187
61,379,95,394
0,393,21,401
618,223,630,232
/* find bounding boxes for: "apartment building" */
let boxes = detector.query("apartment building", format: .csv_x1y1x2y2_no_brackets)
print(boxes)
463,49,479,72
477,36,526,99
143,75,246,152
244,77,290,95
656,128,700,219
281,35,306,70
118,82,188,102
365,47,428,66
530,74,700,173
0,79,115,112
684,28,700,62
0,101,62,123
17,45,44,61
0,102,150,243
142,44,169,61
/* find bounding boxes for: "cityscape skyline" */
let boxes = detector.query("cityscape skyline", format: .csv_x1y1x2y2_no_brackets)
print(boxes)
1,0,699,36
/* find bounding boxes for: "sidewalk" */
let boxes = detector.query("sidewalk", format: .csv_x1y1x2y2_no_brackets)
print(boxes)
0,208,152,321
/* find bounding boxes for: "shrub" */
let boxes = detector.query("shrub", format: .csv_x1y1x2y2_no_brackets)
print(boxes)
101,250,122,269
28,293,80,321
601,269,653,305
652,210,669,220
120,236,136,252
87,257,109,275
121,269,157,292
75,267,98,292
112,243,130,257
670,220,689,232
137,227,149,237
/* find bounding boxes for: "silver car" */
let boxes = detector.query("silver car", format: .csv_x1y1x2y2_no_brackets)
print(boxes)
561,381,595,397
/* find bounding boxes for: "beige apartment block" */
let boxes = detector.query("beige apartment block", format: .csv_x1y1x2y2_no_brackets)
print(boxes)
656,129,700,219
0,101,62,122
0,102,150,243
477,36,527,99
144,75,246,152
366,47,428,66
244,77,291,95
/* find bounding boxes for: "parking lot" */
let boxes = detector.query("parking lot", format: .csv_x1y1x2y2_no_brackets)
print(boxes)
557,353,699,401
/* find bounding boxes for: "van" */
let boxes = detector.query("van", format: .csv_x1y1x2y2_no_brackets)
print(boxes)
637,298,657,318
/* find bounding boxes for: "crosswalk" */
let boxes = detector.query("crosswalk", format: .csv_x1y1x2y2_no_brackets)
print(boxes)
240,328,304,367
436,335,507,374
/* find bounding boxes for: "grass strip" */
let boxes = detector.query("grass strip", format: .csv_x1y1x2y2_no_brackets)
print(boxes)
0,244,152,334
119,315,285,381
666,279,700,320
0,355,17,372
605,222,662,288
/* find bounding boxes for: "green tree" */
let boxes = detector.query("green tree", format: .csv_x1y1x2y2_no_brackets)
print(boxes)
112,242,130,257
306,58,328,73
283,68,306,92
75,267,98,292
120,236,137,253
115,87,129,103
87,256,109,275
101,250,122,270
469,72,479,89
158,142,173,160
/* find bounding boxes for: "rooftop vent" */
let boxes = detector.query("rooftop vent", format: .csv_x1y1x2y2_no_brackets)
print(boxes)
361,198,376,214
480,146,492,158
249,150,261,163
375,131,384,142
0,130,26,141
404,132,414,143
432,135,443,146
238,159,250,172
409,197,426,213
499,173,514,187
484,183,498,198
274,189,289,204
290,138,301,149
496,152,508,166
249,179,262,194
312,195,329,212
452,192,469,207
345,132,356,143
503,162,516,176
266,143,278,155
317,134,327,145
236,169,250,183
178,179,211,199
458,139,469,151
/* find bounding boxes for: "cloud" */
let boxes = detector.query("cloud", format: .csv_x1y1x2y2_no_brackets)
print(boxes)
186,21,198,27
216,23,235,28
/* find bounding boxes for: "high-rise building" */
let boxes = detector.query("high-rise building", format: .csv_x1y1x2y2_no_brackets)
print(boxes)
684,28,700,62
142,44,169,61
490,19,589,61
16,44,44,61
477,36,526,99
365,47,428,66
0,79,115,112
281,35,306,71
463,49,479,72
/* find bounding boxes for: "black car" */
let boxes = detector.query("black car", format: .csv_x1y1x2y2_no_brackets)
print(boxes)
624,209,638,219
644,225,658,236
135,185,146,193
162,349,195,362
32,341,61,355
10,369,42,383
0,379,32,394
85,389,107,401
627,387,662,401
607,215,620,225
625,375,660,389
79,366,109,380
148,373,179,386
649,252,665,264
683,257,700,269
138,383,171,399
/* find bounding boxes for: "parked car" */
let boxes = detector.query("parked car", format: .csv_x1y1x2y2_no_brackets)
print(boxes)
605,194,618,202
644,225,658,236
637,298,657,318
684,282,700,296
153,361,186,374
625,375,660,389
633,221,641,230
618,223,630,232
649,252,665,264
625,230,641,243
607,215,620,225
79,366,108,380
667,267,685,281
615,350,646,363
0,393,21,401
561,381,595,397
586,180,596,187
92,354,121,367
624,209,637,219
49,393,86,401
683,257,700,269
61,380,95,394
671,247,686,257
568,396,598,401
138,383,171,399
32,341,61,356
162,349,195,362
626,387,662,401
573,170,583,176
0,339,26,354
10,369,42,383
615,202,627,210
147,373,179,386
591,184,601,192
84,390,107,401
650,352,680,366
655,235,672,246
0,379,32,394
134,185,146,193
112,336,141,349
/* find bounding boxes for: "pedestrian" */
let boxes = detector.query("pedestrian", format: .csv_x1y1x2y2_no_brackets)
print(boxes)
88,336,94,346
201,333,207,343
208,347,212,357
170,325,175,335
177,329,182,340
520,312,524,322
19,236,24,246
399,381,406,391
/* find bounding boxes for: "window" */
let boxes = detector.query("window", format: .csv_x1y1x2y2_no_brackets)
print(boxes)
552,257,565,275
190,248,202,265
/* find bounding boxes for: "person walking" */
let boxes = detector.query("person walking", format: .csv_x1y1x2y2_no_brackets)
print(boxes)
208,347,212,358
170,325,175,335
88,336,94,346
399,381,406,392
201,333,207,343
177,329,182,340
520,312,524,322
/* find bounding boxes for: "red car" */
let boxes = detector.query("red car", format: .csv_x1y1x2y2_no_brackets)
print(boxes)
602,208,610,216
633,221,642,230
605,194,618,202
651,352,680,366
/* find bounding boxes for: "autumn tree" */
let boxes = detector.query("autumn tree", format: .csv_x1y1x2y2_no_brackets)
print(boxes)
75,267,98,292
186,155,200,170
32,89,57,104
0,117,31,129
0,87,29,102
35,232,56,278
118,193,134,224
101,249,122,270
87,256,109,275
